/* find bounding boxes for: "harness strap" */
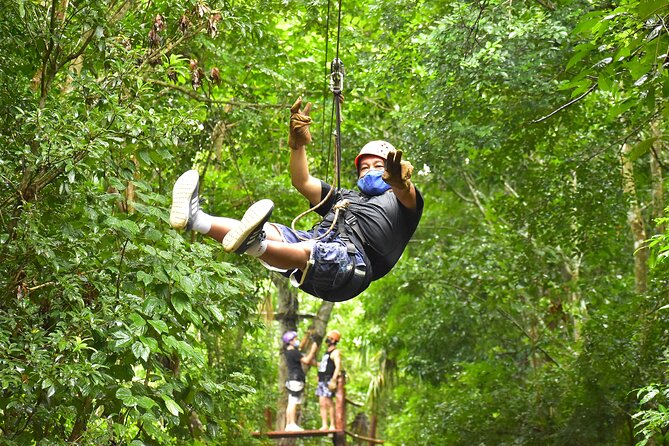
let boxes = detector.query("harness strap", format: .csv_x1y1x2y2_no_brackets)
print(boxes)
343,212,367,249
334,196,360,256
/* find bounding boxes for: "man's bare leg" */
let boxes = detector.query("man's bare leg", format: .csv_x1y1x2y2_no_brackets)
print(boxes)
207,219,311,270
170,170,311,272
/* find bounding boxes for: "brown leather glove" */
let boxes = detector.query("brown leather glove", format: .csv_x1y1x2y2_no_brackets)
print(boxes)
382,150,413,190
288,97,312,149
327,379,337,391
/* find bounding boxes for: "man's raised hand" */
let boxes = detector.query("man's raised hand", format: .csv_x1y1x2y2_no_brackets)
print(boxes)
382,150,413,190
289,97,313,149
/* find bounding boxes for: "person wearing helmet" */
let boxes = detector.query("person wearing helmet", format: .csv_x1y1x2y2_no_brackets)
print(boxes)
316,330,342,430
169,96,423,302
282,330,318,431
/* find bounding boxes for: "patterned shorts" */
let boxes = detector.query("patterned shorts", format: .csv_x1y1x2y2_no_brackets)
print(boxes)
271,224,366,300
315,381,334,398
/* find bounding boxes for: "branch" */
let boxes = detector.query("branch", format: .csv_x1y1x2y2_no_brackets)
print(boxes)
650,140,669,171
139,22,208,69
56,27,96,72
438,279,562,368
531,83,597,123
534,0,556,10
462,171,490,222
576,112,658,166
260,312,317,320
146,78,286,109
27,281,55,291
444,181,475,204
344,430,384,444
39,0,61,104
115,239,129,301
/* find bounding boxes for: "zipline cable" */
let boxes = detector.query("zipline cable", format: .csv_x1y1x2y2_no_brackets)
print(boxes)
321,0,332,180
290,0,346,241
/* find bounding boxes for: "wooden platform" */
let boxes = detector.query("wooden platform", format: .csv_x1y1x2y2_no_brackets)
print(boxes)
251,428,339,438
251,429,383,443
251,374,383,444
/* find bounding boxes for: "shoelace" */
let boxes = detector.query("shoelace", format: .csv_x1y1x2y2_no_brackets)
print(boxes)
246,227,266,245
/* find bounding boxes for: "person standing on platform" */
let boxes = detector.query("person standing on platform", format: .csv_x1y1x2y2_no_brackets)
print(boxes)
316,330,342,430
283,330,318,431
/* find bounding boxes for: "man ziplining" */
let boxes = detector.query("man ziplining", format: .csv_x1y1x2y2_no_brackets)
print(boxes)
168,96,423,301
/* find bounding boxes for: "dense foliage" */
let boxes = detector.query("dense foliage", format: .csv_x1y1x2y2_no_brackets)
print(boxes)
1,0,669,445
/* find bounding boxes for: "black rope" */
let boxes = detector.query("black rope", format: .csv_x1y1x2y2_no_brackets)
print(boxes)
334,91,342,191
321,0,332,182
333,0,344,193
335,0,343,61
290,0,345,238
322,0,344,190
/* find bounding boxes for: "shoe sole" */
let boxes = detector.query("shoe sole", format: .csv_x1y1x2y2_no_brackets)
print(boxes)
222,199,274,253
169,170,199,229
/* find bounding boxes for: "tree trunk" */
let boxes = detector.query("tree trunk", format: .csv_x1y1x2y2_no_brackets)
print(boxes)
370,413,378,446
621,143,648,294
304,300,335,346
650,120,665,233
564,170,584,341
275,278,298,445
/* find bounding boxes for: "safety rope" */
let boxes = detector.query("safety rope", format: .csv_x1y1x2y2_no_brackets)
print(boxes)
290,0,345,241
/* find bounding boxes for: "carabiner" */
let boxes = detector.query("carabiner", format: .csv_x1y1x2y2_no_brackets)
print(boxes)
330,58,345,94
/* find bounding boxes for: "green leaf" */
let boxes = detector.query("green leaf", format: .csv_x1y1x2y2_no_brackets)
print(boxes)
131,341,150,361
142,297,162,316
570,79,594,98
598,73,613,92
112,330,133,349
146,229,162,242
573,13,605,35
128,312,146,329
171,294,190,315
637,0,667,18
566,44,594,70
139,335,159,352
138,150,153,165
141,412,162,437
148,319,169,334
209,305,225,323
628,138,656,161
116,388,137,407
640,388,659,405
606,97,636,120
106,217,139,237
177,275,195,295
137,271,153,286
108,177,126,191
136,396,157,410
161,395,183,416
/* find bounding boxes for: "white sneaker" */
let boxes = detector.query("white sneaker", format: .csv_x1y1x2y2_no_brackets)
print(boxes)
169,170,200,230
285,423,304,432
223,199,274,254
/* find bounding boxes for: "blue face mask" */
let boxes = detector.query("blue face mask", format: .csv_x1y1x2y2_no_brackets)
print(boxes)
292,339,300,348
357,170,391,196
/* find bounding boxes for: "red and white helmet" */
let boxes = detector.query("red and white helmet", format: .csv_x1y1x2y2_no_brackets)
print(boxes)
354,140,395,171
